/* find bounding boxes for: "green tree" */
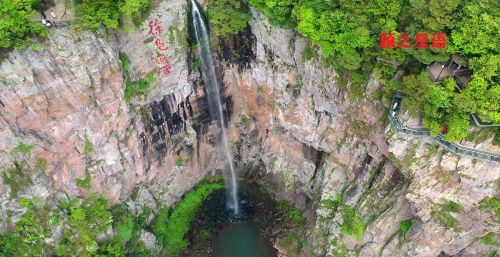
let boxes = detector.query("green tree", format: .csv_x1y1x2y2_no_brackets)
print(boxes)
248,0,298,28
120,0,149,14
423,80,454,135
75,0,122,30
0,0,48,49
409,0,462,31
449,0,499,55
444,113,469,141
207,0,250,38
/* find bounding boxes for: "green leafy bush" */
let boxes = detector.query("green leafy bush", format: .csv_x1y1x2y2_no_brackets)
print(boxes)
11,142,33,154
152,183,224,256
339,205,365,242
277,201,305,231
124,72,156,101
0,0,48,50
56,194,113,256
0,198,52,257
277,232,303,256
76,171,92,188
119,52,131,73
207,0,250,38
249,0,298,28
174,156,189,166
399,219,412,237
75,0,122,30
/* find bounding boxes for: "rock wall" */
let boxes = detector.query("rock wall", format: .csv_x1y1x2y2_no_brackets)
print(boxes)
221,9,500,257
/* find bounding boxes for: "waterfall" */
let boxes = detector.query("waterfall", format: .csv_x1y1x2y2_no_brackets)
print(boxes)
191,0,240,215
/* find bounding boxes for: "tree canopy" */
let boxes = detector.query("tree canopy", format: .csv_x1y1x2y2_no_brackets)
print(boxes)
0,0,48,50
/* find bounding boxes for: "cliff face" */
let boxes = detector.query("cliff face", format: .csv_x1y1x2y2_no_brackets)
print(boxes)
221,10,499,257
0,0,218,223
0,1,498,257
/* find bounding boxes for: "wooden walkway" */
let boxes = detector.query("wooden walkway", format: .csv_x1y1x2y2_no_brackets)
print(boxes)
389,92,500,164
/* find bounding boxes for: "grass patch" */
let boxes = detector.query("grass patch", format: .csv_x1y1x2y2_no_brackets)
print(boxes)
34,157,47,170
403,143,419,167
479,197,500,218
277,232,303,257
480,232,498,246
84,135,93,156
302,42,318,63
339,205,366,242
11,142,33,155
431,210,461,232
119,52,131,73
330,237,348,257
76,171,92,188
2,162,31,197
124,72,156,102
277,201,305,231
241,113,251,126
151,183,224,256
174,156,189,167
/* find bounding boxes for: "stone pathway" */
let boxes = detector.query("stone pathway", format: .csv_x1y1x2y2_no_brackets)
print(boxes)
389,92,500,164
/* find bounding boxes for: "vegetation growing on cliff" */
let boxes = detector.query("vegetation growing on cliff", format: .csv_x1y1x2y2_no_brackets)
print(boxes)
207,0,250,38
75,0,152,30
0,194,152,257
124,72,156,101
151,182,224,256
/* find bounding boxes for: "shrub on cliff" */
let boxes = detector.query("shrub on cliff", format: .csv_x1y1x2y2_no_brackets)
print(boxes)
207,0,250,38
0,0,48,50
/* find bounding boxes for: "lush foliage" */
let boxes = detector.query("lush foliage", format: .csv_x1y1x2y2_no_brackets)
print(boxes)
75,0,122,30
248,0,298,28
207,0,250,38
339,205,366,242
55,194,113,256
0,198,52,257
151,183,224,256
124,72,156,101
0,194,152,257
0,0,48,50
75,0,152,30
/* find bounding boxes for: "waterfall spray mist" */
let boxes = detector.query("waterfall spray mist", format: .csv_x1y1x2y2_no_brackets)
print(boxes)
191,0,240,215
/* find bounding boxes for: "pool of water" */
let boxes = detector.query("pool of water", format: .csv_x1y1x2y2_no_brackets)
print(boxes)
214,222,278,257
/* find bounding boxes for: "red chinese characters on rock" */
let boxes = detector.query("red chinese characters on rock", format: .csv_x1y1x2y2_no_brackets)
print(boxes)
148,18,171,75
379,32,446,49
151,55,171,75
148,18,162,36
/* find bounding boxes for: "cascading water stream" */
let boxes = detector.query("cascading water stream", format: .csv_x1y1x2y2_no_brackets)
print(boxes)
191,0,240,215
